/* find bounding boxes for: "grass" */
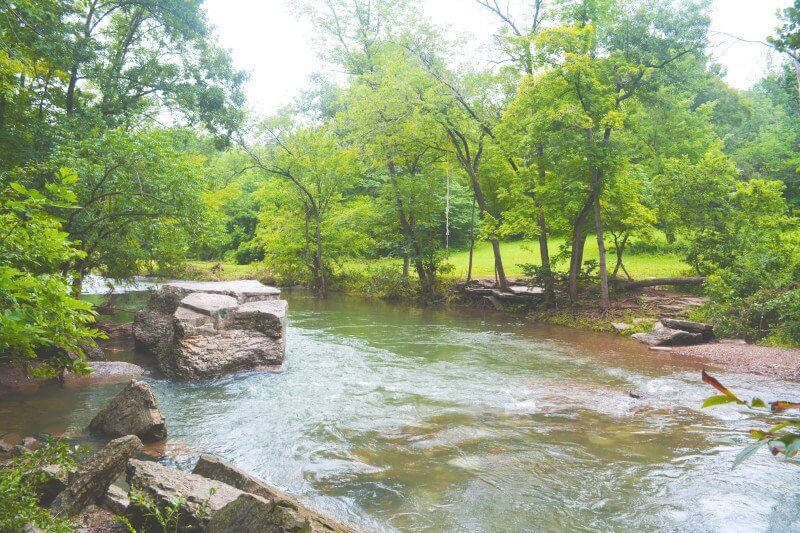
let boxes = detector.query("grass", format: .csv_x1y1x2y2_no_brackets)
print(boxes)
441,239,689,280
185,238,690,283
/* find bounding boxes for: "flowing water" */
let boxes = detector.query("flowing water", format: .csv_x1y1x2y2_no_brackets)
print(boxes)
2,289,800,532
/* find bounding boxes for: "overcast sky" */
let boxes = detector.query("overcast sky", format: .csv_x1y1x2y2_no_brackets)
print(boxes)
203,0,791,117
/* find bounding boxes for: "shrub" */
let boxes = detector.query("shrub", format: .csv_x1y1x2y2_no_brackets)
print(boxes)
0,440,81,532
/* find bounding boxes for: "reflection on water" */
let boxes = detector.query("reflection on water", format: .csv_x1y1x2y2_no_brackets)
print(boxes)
2,290,800,531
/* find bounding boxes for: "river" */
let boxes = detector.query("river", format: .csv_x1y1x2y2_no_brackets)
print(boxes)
1,289,799,531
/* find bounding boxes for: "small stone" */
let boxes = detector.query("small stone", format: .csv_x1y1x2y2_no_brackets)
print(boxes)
21,436,42,450
611,322,632,332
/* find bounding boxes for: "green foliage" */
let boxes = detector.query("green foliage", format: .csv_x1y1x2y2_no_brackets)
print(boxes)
0,173,99,375
0,440,82,532
694,180,800,343
701,370,800,469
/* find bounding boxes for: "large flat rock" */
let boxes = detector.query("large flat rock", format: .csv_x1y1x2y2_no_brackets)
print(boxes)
165,280,281,303
180,292,239,317
127,459,244,530
135,280,287,380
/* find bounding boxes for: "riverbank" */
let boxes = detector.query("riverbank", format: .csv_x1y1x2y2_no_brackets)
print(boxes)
161,262,800,380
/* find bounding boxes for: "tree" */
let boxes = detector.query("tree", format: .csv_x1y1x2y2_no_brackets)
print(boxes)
49,128,207,291
530,0,709,308
0,170,98,376
244,122,365,296
768,0,800,99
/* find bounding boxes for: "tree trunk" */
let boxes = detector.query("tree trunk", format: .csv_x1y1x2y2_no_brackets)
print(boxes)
466,196,476,282
66,65,79,114
593,192,610,310
313,218,327,297
490,238,507,290
568,196,593,302
535,143,554,307
402,253,410,279
611,233,630,280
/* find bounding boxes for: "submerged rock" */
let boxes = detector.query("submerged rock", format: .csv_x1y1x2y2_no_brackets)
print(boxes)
50,435,142,517
631,322,704,346
133,280,287,380
89,380,166,441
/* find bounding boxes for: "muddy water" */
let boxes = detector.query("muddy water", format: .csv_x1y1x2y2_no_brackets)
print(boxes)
2,290,799,531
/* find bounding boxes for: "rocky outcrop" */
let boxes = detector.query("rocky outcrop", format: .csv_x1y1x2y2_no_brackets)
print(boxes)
128,457,354,532
193,455,284,501
127,459,246,530
89,380,166,442
50,435,142,517
133,280,286,380
632,322,705,346
207,493,353,533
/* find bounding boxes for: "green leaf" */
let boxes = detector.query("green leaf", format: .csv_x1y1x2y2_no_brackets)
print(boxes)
784,435,800,460
702,394,739,408
732,441,763,470
750,398,767,409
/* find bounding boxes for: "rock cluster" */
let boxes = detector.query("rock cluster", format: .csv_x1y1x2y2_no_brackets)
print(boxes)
133,280,287,380
126,456,354,532
632,318,714,347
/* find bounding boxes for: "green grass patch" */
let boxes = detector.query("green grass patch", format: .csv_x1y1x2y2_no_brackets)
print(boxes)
184,237,690,285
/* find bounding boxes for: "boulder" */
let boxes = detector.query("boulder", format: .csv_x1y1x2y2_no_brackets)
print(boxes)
50,435,142,517
660,318,714,339
158,329,284,381
134,285,189,351
207,493,354,533
134,280,287,380
89,380,166,442
193,455,284,501
631,322,704,347
126,459,245,530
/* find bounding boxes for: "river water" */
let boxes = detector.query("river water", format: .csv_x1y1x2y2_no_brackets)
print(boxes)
2,289,799,531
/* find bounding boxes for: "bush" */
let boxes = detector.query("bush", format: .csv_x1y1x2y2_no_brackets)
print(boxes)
335,264,418,300
0,440,81,532
0,175,100,376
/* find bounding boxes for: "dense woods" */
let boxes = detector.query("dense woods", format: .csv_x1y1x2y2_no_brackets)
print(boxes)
2,0,800,374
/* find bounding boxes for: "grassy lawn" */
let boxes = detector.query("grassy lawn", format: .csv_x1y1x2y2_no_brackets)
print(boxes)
188,238,690,282
443,239,690,280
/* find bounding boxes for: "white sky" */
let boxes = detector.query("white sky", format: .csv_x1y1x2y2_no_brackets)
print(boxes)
203,0,791,117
